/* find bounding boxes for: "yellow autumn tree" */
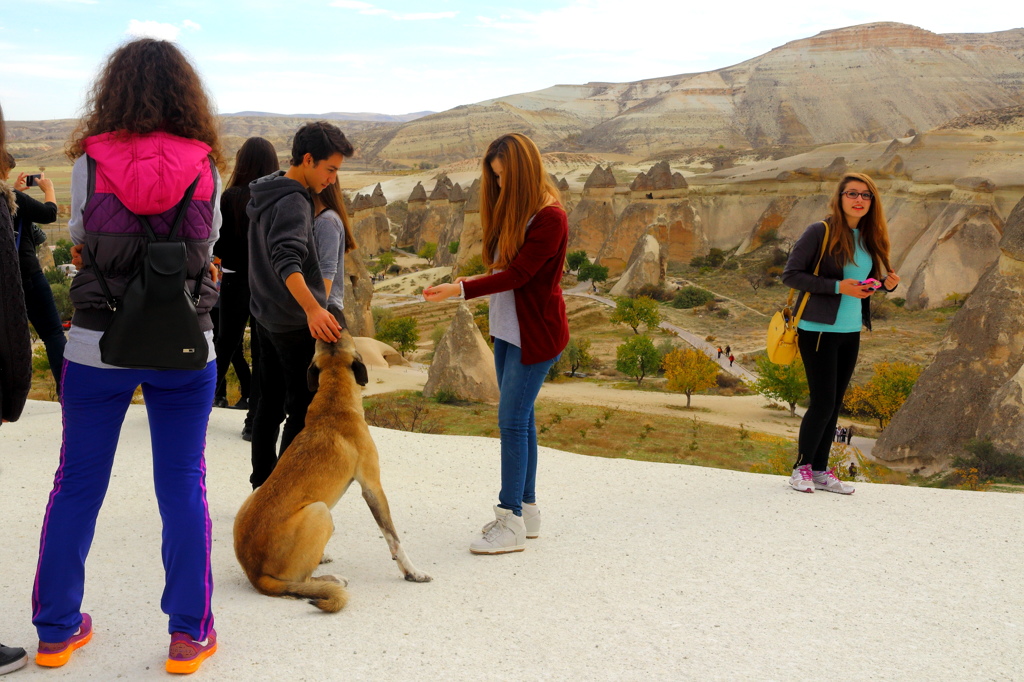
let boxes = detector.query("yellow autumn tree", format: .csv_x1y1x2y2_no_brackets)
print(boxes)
843,361,922,429
662,348,719,408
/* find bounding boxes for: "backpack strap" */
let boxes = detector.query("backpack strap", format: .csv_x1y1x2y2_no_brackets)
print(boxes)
785,219,830,322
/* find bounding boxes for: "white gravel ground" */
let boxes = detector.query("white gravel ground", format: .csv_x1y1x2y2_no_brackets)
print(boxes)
1,398,1022,681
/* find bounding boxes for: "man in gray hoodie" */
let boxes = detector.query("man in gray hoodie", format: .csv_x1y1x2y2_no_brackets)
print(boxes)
247,121,352,488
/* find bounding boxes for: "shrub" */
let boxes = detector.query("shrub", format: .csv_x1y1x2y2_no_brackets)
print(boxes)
52,239,73,266
546,353,568,381
671,286,714,309
950,439,1024,483
633,283,672,301
714,308,730,319
432,386,461,404
43,266,68,286
431,325,447,348
448,240,460,255
458,254,486,277
891,297,906,308
705,248,726,267
689,255,706,268
49,283,73,322
722,260,739,270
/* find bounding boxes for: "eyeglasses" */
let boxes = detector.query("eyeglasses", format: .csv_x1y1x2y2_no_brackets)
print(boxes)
841,191,873,201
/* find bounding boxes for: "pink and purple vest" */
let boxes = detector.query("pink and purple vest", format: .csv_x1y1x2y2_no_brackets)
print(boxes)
70,131,219,332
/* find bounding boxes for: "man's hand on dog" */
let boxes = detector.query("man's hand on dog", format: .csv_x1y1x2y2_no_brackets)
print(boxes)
307,306,341,342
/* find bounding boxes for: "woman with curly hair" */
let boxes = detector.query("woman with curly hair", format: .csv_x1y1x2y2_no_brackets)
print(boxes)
782,172,900,495
32,39,223,674
423,133,569,554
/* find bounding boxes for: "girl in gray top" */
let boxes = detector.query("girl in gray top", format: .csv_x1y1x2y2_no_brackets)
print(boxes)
312,180,357,315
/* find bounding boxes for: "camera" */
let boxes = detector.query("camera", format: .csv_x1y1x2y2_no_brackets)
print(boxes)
860,278,882,292
25,174,41,187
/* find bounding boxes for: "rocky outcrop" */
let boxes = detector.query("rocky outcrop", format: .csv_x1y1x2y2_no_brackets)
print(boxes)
353,336,410,368
569,165,619,254
342,246,375,337
435,183,466,267
348,184,391,255
453,180,482,276
609,234,666,296
873,196,1024,473
423,302,499,403
629,161,688,196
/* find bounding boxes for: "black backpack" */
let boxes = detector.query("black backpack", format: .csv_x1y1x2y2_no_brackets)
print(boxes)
92,176,209,371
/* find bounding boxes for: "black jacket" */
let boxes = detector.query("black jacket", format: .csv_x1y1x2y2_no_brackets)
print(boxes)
781,220,896,332
13,189,58,279
1,184,32,424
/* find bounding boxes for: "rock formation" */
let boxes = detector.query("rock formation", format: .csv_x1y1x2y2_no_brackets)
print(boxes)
453,179,483,276
423,302,499,403
609,234,666,296
342,246,375,337
873,196,1024,473
352,336,409,368
568,165,620,255
348,183,391,255
435,183,466,267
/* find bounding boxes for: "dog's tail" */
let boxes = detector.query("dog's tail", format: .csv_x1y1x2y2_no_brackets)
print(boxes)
255,575,349,613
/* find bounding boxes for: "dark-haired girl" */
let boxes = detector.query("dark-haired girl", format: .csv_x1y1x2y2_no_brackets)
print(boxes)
782,172,900,494
32,38,223,673
213,137,279,429
423,133,568,554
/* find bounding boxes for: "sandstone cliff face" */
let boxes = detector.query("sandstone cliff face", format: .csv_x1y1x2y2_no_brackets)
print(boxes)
349,183,391,255
568,165,619,254
342,246,375,337
609,234,666,296
453,180,482,276
360,24,1024,163
873,197,1024,472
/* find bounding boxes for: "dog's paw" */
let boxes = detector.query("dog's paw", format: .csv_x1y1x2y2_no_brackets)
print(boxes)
319,553,334,565
314,574,349,587
404,571,433,583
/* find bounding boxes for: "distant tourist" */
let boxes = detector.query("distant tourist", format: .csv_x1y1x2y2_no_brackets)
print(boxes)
423,133,568,555
782,173,900,495
5,158,66,395
717,346,723,359
846,425,854,444
725,344,731,356
31,39,224,673
247,121,349,488
213,136,279,437
728,353,735,367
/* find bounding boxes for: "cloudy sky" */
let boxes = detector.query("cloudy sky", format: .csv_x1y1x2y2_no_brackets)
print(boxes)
0,0,1017,121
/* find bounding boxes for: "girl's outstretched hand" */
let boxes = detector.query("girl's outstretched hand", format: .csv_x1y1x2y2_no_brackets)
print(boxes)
423,282,462,302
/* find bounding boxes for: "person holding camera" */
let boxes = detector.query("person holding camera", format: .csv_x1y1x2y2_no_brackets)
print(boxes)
781,173,900,494
5,160,66,394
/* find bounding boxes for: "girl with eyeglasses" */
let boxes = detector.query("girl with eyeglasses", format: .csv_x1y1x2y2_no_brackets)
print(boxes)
781,173,900,494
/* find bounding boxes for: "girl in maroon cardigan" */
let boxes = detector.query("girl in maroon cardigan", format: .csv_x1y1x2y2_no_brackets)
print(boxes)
424,133,569,554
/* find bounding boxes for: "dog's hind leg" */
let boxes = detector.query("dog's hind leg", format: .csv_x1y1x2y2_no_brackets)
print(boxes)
360,485,432,583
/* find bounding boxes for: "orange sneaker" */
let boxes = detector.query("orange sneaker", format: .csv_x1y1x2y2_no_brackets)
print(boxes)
165,629,217,674
36,613,93,667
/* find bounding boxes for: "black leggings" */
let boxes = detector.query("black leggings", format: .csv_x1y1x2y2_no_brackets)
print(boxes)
796,330,860,471
213,272,252,401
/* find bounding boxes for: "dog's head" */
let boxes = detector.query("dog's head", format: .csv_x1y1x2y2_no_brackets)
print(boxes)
307,327,369,392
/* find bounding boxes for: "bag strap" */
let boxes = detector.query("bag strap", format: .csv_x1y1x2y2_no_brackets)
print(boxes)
89,174,204,311
786,220,830,325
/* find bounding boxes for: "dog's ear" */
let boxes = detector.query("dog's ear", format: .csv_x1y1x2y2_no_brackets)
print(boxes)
307,360,321,393
352,358,368,387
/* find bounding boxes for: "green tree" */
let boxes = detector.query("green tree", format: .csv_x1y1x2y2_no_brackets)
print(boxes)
578,261,609,284
610,296,661,334
566,250,589,272
843,361,923,429
662,348,719,407
752,355,809,417
53,239,73,266
418,242,437,260
458,254,486,277
448,240,460,255
375,316,419,356
565,337,593,377
377,251,396,272
616,335,660,386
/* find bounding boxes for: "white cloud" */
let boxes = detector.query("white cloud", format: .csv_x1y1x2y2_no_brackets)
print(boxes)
393,12,458,20
126,20,181,41
182,20,202,31
330,1,456,20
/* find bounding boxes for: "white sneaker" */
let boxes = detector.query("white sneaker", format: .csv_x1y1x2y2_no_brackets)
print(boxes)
471,506,526,554
789,464,815,493
482,503,540,539
813,469,855,495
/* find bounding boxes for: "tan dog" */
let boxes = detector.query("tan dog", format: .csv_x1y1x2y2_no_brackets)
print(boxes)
233,330,431,612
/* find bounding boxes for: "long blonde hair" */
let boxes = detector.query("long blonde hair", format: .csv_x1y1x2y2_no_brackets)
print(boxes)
480,133,561,271
826,172,892,273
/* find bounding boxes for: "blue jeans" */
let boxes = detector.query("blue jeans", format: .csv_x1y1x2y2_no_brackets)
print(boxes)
493,339,558,516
